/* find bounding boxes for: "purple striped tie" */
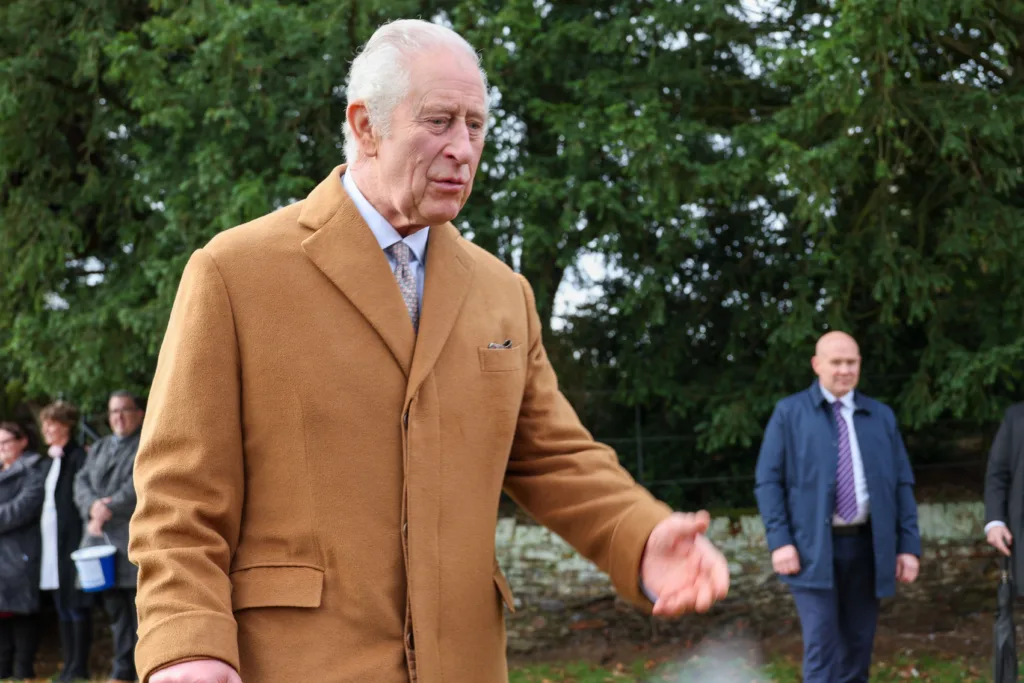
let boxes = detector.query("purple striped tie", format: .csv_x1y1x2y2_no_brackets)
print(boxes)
833,401,858,522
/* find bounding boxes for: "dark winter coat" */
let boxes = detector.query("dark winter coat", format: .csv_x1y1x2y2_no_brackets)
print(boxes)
0,452,45,613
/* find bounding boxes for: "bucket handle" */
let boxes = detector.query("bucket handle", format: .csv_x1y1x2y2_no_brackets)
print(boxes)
81,530,114,548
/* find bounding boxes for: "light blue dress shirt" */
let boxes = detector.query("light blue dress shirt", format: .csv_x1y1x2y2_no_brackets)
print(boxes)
341,171,429,309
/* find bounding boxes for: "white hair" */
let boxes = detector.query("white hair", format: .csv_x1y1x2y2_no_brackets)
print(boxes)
343,19,489,164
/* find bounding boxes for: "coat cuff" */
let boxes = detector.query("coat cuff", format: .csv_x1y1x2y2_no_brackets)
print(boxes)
897,535,922,558
765,528,794,552
607,497,673,613
136,610,239,683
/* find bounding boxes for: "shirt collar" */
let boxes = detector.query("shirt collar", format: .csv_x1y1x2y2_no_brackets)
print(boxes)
819,382,856,410
341,171,429,264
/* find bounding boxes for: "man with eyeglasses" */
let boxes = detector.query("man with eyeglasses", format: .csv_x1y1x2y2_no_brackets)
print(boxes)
73,390,145,683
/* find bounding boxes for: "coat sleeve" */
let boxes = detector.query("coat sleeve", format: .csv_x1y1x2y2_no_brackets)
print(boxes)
889,411,921,557
129,248,245,681
0,466,45,533
501,276,672,612
754,404,794,552
984,409,1014,526
73,447,101,521
104,454,138,521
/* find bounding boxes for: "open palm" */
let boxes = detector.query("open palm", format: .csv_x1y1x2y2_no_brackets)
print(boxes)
640,511,730,617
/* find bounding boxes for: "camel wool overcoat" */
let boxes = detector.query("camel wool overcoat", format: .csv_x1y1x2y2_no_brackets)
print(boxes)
129,166,673,683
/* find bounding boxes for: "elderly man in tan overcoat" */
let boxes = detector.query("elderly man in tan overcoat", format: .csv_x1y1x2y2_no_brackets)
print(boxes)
129,19,730,683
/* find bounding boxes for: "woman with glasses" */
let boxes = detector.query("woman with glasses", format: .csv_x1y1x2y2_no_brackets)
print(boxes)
39,401,94,681
0,421,45,680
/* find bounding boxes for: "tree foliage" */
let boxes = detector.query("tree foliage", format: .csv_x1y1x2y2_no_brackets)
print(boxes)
2,0,1023,505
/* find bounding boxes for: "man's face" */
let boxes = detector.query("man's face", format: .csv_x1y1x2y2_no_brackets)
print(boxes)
108,395,143,437
363,47,487,228
812,336,861,398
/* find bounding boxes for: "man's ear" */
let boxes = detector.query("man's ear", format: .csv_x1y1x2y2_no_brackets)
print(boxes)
347,102,378,158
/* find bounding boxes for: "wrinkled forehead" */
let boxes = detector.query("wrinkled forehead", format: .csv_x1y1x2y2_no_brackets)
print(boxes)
414,88,488,118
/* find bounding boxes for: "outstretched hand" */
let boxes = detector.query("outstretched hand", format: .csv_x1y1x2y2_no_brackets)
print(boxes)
640,511,730,617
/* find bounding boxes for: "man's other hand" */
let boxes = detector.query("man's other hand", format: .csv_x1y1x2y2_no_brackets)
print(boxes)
150,659,242,683
640,511,730,617
987,525,1013,557
896,553,920,583
771,544,801,576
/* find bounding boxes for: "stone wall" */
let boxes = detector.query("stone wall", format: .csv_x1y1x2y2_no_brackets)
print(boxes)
496,502,1001,653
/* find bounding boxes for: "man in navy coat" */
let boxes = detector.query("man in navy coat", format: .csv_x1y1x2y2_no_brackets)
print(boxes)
754,331,921,682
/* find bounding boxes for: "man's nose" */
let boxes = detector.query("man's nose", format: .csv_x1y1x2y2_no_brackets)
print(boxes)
445,121,475,165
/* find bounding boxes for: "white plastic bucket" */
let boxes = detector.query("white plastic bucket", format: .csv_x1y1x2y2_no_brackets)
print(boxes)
70,544,117,592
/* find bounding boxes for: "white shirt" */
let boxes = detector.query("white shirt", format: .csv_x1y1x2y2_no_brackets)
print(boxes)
341,171,429,309
821,385,870,526
39,456,62,590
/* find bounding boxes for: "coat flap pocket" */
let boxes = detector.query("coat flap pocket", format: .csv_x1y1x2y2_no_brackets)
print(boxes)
478,345,524,373
493,567,516,613
230,565,324,612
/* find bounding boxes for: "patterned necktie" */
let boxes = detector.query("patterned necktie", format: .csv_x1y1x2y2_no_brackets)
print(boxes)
386,241,419,332
833,400,858,522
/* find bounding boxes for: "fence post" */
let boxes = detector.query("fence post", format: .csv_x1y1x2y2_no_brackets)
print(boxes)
635,403,645,487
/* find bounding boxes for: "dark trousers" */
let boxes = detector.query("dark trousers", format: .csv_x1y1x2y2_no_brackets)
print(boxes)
102,588,138,681
52,590,92,681
790,530,879,683
0,613,38,679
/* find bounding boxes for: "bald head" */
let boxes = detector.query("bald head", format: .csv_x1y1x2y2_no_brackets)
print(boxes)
812,331,861,398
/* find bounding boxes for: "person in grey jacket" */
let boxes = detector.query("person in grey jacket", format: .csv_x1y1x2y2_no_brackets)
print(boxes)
0,421,45,680
74,390,145,683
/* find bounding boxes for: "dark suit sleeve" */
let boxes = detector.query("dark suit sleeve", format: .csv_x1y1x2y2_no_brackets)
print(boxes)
754,403,793,551
890,413,921,557
984,410,1014,526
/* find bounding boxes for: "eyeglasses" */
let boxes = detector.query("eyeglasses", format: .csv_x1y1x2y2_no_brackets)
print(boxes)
108,408,139,417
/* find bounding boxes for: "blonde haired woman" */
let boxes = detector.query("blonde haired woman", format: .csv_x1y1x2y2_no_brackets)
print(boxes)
39,400,94,681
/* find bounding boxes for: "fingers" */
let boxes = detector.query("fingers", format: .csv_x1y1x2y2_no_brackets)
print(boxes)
711,555,730,599
773,556,800,575
896,557,920,583
654,576,721,616
653,587,696,617
694,582,715,613
647,511,711,558
666,511,710,539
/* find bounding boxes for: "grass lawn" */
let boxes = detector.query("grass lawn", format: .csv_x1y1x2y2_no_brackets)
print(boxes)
510,655,993,682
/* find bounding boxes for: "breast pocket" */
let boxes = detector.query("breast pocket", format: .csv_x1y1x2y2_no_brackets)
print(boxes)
478,345,524,373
